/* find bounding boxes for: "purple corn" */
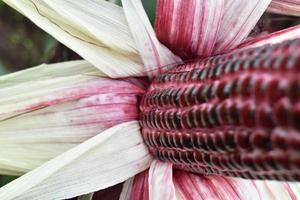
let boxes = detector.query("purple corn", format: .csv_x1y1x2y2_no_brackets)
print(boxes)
140,39,300,181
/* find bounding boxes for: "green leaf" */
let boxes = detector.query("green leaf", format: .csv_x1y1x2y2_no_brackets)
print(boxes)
0,176,18,187
141,0,156,26
116,0,157,26
0,62,9,75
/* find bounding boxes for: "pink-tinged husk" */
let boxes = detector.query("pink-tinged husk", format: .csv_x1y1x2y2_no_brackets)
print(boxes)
174,171,300,200
268,0,300,16
119,163,300,200
237,25,300,49
120,159,177,200
130,171,149,200
0,61,145,175
214,0,272,54
155,0,272,59
155,0,224,59
174,171,260,200
119,161,176,200
148,161,176,200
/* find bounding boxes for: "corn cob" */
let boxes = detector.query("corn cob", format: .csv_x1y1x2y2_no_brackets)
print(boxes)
140,39,300,181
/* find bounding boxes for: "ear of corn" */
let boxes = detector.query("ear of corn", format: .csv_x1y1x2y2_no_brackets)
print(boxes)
140,39,300,181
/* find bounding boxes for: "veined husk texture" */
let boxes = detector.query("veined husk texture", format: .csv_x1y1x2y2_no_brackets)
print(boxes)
0,60,145,175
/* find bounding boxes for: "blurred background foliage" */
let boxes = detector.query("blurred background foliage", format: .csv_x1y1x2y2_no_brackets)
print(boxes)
0,1,57,74
0,176,16,187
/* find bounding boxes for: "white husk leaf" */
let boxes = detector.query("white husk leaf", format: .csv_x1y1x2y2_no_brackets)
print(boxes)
0,60,101,85
3,0,146,77
121,0,181,77
253,180,300,200
0,121,153,200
